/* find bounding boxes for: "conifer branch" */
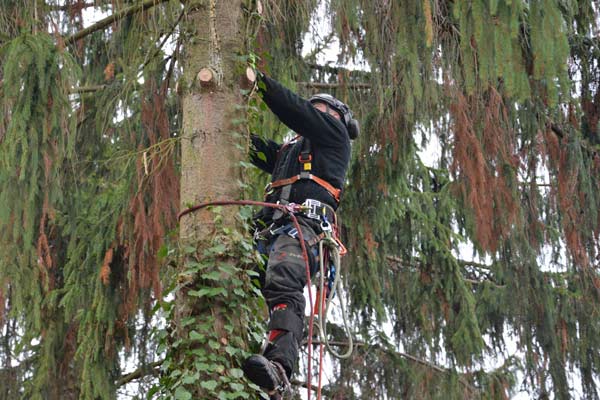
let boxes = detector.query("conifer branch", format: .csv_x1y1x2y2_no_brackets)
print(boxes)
116,359,163,387
547,119,599,156
297,82,371,90
305,63,370,77
64,0,174,45
140,6,187,71
305,340,480,394
303,31,336,60
386,255,505,288
70,85,107,93
386,255,493,273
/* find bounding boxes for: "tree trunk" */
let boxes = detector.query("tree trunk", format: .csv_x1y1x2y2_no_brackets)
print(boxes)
179,0,245,239
173,0,251,397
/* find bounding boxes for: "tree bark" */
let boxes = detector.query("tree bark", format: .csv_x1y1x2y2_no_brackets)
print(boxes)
175,0,248,397
179,0,245,240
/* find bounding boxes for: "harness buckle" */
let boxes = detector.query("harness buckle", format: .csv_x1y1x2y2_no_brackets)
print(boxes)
303,199,325,220
298,153,312,163
287,227,298,238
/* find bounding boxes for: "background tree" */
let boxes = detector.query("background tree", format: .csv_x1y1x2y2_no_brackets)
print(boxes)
0,1,599,399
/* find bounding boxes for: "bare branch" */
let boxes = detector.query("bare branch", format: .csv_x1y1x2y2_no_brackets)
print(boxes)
65,0,173,45
297,82,371,90
116,360,163,387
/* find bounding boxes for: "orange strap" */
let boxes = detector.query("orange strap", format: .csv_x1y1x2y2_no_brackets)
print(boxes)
268,174,341,203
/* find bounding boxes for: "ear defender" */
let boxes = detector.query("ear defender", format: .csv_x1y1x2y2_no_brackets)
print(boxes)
347,119,360,140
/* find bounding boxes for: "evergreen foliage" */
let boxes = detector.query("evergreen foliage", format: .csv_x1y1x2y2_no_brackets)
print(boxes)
0,1,598,399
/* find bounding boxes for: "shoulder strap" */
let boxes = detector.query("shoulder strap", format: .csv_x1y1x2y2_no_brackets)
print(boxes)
298,138,312,171
267,136,342,203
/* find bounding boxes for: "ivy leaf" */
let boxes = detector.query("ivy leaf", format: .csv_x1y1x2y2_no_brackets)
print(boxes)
189,287,227,298
202,270,224,281
174,386,192,400
201,380,218,391
189,330,204,341
229,368,244,379
182,372,200,384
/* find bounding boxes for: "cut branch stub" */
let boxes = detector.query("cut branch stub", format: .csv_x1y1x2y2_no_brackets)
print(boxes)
256,0,263,15
245,66,257,83
197,67,217,88
240,66,257,91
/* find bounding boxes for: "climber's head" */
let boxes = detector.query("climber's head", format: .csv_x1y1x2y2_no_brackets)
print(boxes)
309,93,360,139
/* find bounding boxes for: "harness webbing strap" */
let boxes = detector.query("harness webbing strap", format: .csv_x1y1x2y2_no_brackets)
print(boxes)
268,137,341,203
272,184,292,221
268,174,341,203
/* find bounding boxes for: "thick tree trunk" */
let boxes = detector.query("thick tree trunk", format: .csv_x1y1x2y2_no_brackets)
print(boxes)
175,0,249,397
180,2,245,239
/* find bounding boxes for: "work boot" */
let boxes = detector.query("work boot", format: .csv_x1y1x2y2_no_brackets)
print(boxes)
242,354,291,398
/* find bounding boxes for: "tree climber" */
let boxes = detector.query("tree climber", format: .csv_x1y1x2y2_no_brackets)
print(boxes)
242,72,359,399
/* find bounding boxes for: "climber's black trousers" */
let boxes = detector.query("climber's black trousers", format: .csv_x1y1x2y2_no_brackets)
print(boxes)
260,217,320,377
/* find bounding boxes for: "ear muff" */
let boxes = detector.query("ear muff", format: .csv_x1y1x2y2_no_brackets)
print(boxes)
347,119,359,140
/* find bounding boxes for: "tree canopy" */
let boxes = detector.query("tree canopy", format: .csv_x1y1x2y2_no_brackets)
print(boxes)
0,1,599,399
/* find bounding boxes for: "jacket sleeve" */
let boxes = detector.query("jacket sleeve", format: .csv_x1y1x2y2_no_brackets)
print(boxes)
250,134,281,174
258,73,348,147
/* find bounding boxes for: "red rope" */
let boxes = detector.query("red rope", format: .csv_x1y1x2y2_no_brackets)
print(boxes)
178,200,317,400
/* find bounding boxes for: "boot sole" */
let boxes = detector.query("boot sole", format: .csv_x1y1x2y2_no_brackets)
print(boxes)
242,355,279,391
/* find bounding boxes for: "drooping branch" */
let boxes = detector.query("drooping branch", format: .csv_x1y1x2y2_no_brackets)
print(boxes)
386,255,493,272
140,6,186,71
546,118,599,156
302,339,480,395
385,255,505,288
65,0,173,45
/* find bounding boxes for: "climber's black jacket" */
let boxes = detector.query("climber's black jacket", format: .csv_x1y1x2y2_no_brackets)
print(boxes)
250,74,351,213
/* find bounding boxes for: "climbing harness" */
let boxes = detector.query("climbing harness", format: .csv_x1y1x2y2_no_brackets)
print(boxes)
267,138,342,204
178,199,353,400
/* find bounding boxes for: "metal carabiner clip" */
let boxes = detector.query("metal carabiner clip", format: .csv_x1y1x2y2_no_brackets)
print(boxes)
320,221,332,233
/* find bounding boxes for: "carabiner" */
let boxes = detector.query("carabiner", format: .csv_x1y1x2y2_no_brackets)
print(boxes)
320,221,332,233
